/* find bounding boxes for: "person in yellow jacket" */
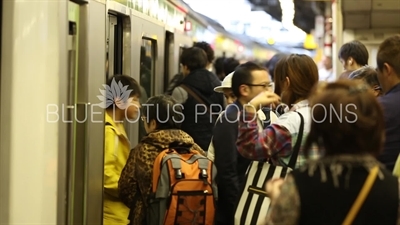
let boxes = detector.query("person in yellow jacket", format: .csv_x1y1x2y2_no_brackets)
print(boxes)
103,75,141,225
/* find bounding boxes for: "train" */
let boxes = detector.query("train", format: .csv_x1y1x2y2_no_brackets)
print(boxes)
0,0,311,224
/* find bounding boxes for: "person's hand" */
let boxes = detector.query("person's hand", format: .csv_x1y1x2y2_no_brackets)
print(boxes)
266,178,285,201
245,91,281,112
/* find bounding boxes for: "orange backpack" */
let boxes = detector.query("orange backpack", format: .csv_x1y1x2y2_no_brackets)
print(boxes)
146,148,218,225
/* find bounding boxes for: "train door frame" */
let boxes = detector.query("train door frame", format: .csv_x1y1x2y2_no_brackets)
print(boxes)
66,4,82,224
82,0,107,223
106,13,131,78
62,1,106,225
106,5,132,140
164,30,174,91
0,0,2,98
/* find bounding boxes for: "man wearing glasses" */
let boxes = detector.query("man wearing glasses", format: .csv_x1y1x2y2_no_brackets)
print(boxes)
375,35,400,172
212,62,274,225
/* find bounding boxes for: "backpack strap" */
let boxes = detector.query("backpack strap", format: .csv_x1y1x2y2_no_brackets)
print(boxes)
187,154,212,184
179,84,218,121
287,111,305,169
198,157,210,179
152,150,170,193
170,156,183,179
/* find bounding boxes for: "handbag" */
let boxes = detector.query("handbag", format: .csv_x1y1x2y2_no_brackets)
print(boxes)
234,111,304,225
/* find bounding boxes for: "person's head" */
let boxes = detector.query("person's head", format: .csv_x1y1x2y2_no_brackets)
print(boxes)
193,41,215,67
304,79,385,158
105,75,141,120
214,57,226,80
231,62,273,104
179,47,208,76
266,53,287,81
274,54,319,107
338,40,369,71
349,66,382,97
224,57,240,75
140,95,183,133
322,55,332,70
376,35,400,94
214,72,236,104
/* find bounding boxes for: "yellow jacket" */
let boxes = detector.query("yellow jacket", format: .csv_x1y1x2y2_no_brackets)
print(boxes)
393,153,400,177
103,112,131,225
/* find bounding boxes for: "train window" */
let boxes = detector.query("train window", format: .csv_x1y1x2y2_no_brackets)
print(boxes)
140,38,155,97
139,37,156,140
106,14,122,79
106,14,123,80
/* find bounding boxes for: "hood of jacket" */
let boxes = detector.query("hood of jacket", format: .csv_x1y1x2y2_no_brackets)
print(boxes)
181,68,221,96
140,129,200,151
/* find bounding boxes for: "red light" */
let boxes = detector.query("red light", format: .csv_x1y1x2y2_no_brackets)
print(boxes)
184,21,192,31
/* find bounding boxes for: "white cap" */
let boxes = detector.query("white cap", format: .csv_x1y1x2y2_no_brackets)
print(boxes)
214,72,234,93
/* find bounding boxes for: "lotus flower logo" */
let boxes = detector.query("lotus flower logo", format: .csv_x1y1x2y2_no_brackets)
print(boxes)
97,78,133,109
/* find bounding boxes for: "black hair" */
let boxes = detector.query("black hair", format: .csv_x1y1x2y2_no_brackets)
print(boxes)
338,40,369,66
179,47,208,71
214,57,226,78
266,53,287,80
193,41,215,63
377,35,400,76
224,57,240,75
231,61,265,97
105,74,141,110
141,95,183,130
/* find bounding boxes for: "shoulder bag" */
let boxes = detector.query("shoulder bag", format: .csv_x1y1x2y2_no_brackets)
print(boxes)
234,111,304,225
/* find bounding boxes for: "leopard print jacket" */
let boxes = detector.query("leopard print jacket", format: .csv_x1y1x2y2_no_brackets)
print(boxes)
118,129,205,225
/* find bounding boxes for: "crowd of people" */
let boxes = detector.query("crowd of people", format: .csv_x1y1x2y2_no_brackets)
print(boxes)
102,35,400,225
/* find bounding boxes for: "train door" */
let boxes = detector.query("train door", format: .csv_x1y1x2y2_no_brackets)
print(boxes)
64,0,106,224
129,15,165,144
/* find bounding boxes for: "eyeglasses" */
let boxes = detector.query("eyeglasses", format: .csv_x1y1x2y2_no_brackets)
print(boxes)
245,82,274,90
